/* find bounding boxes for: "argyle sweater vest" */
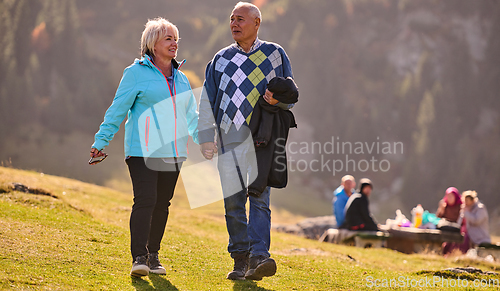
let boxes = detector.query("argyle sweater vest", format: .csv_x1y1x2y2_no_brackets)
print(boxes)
202,41,293,136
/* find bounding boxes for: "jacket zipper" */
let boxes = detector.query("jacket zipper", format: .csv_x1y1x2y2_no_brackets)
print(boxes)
176,60,187,155
145,116,150,152
150,59,185,157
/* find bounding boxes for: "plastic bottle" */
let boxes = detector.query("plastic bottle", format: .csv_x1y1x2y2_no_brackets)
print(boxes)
412,204,424,228
395,209,404,226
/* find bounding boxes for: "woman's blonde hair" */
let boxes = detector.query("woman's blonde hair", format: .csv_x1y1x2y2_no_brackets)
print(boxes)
140,17,179,57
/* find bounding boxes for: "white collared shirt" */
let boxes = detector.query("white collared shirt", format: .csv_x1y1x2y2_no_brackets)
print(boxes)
235,37,263,54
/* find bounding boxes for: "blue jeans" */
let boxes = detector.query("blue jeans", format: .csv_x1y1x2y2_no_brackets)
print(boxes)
218,141,271,258
224,187,271,258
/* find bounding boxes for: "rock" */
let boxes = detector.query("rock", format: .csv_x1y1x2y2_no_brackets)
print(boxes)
443,267,498,276
273,216,337,240
484,255,495,263
444,268,466,274
11,182,56,198
12,183,29,193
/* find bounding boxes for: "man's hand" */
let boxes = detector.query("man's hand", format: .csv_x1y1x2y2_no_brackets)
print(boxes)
200,142,217,160
263,89,279,105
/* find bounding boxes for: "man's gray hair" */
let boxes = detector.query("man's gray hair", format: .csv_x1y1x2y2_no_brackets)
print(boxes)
233,1,262,21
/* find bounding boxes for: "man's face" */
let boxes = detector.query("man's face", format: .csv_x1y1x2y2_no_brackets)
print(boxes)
230,7,259,43
343,180,353,192
362,186,372,197
464,197,474,208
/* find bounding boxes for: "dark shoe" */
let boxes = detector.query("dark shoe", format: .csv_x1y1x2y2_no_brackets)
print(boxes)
226,252,249,280
245,255,276,281
131,255,150,277
148,253,167,275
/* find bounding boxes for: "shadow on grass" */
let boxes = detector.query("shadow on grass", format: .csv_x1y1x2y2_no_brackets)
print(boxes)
232,280,275,291
131,274,179,291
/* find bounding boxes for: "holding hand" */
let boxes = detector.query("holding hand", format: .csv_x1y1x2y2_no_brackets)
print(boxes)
263,89,278,105
200,142,217,160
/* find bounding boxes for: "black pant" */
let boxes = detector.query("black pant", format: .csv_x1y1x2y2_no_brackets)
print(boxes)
126,157,181,259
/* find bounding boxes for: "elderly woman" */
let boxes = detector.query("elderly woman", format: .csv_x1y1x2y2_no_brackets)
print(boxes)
90,18,198,277
463,190,491,247
436,187,462,222
437,187,467,255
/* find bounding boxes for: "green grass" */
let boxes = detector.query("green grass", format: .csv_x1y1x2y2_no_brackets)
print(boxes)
0,166,498,290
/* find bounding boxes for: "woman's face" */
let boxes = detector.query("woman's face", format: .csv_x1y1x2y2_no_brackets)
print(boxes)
446,192,456,205
153,27,178,60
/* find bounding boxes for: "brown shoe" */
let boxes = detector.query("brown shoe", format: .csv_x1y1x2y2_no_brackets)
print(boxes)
245,255,276,281
226,252,249,280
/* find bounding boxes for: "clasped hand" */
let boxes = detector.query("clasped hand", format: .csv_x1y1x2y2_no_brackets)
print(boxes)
200,142,218,160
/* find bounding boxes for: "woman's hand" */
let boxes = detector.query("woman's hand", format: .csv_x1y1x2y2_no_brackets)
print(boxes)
263,89,279,105
89,148,105,165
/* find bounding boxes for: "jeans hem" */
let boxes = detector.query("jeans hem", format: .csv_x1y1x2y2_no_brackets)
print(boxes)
249,251,270,258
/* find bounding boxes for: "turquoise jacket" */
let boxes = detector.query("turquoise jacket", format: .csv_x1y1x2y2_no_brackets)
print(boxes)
92,55,199,158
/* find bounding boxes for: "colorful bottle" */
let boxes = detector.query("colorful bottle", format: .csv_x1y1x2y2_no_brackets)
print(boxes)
412,204,424,228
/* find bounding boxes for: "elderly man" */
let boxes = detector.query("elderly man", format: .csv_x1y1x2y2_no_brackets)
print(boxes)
462,190,490,247
198,1,295,281
333,175,355,227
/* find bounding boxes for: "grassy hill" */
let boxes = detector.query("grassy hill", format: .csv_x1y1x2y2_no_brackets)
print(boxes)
0,166,498,290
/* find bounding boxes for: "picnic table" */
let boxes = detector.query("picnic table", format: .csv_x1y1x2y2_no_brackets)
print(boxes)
381,225,464,254
318,225,464,254
477,243,500,260
319,228,389,248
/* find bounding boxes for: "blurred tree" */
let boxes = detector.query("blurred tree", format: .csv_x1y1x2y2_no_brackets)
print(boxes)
1,0,499,220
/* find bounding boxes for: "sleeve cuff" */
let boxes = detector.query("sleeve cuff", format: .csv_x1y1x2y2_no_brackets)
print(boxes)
198,128,216,144
92,139,108,151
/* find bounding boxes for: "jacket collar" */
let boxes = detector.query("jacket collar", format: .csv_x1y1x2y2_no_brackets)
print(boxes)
138,54,185,72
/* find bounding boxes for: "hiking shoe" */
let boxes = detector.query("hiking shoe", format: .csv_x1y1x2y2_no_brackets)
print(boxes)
131,255,150,277
245,255,276,281
148,253,167,275
226,252,249,280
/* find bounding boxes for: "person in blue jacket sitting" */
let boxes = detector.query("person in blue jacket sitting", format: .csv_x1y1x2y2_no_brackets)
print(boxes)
333,175,356,227
89,18,198,277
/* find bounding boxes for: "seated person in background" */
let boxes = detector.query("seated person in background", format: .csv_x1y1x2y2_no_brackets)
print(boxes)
439,187,466,255
436,187,462,222
333,175,355,228
340,178,378,231
463,190,490,247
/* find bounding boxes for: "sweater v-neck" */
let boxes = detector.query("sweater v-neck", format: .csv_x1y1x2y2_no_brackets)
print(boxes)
233,37,263,55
